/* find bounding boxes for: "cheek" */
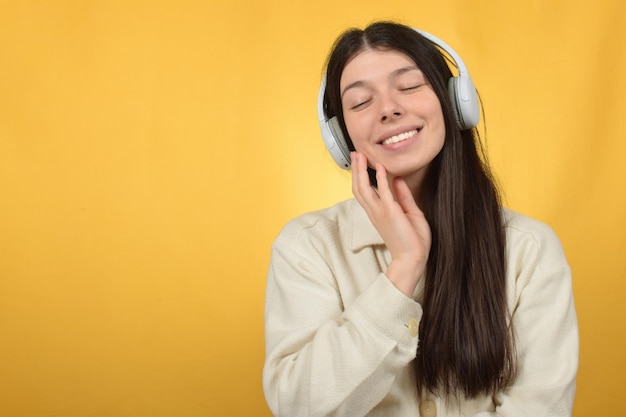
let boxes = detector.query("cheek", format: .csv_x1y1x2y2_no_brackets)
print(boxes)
435,133,446,155
343,114,366,149
427,102,447,143
433,124,446,154
423,101,446,153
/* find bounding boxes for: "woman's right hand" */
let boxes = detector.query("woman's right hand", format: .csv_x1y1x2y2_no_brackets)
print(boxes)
351,152,432,297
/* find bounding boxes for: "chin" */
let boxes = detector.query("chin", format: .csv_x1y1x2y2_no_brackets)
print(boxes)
386,164,426,178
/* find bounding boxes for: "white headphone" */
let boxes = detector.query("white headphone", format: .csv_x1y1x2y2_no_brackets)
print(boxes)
317,28,480,170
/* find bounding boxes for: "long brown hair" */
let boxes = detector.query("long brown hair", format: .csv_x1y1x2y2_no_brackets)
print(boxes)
323,21,516,398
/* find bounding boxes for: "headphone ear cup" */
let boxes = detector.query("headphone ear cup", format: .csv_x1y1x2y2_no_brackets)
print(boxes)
448,75,480,130
322,116,351,169
318,76,351,170
328,117,351,164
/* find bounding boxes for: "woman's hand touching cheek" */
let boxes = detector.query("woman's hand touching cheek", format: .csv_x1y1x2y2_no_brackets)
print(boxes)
351,152,432,297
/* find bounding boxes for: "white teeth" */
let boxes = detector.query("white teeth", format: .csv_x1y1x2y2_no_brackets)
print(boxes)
382,129,418,145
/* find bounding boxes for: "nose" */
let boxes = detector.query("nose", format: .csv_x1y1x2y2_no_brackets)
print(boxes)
379,93,403,122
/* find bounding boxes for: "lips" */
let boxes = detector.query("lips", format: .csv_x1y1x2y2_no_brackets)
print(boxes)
380,129,419,145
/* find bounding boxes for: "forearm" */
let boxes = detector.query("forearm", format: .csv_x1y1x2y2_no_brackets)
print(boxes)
263,273,421,417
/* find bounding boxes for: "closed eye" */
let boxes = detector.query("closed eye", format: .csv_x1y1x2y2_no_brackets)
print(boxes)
351,99,371,110
400,84,423,91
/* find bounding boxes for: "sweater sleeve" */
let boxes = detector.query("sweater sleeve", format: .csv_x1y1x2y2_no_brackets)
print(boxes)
262,217,422,417
474,216,579,417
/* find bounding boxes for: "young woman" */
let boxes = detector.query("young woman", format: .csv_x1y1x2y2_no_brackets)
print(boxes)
263,21,578,417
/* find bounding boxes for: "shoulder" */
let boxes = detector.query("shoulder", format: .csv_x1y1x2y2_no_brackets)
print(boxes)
502,208,570,287
273,199,359,251
503,209,565,259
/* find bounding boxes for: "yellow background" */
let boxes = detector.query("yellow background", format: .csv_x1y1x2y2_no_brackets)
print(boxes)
0,0,624,416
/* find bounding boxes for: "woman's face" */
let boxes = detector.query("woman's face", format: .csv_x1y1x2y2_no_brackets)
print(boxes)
340,48,446,189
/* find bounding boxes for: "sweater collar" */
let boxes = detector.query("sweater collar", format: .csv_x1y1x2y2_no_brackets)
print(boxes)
348,199,385,251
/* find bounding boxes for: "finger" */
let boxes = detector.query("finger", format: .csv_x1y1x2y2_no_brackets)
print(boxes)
374,163,395,203
392,177,431,245
351,152,367,196
351,152,378,208
391,177,420,213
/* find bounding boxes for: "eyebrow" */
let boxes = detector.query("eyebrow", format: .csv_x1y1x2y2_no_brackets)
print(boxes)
340,65,421,98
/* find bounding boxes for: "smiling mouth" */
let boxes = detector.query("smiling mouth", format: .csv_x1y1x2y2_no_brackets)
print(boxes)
381,129,419,145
